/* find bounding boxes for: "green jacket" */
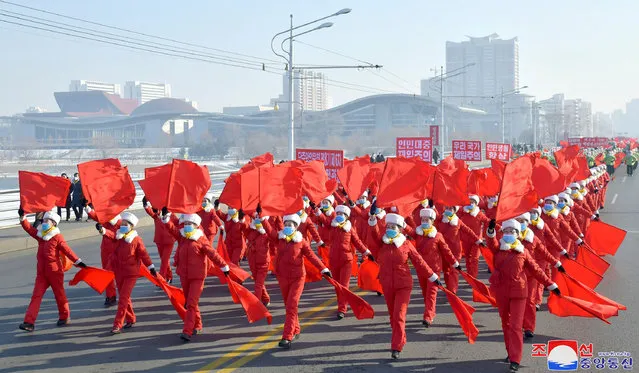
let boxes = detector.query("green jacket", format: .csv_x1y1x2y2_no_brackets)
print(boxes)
625,155,638,166
604,155,616,166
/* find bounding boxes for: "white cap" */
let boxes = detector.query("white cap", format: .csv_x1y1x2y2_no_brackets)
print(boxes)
360,191,368,198
179,213,202,226
420,208,437,220
501,219,520,233
569,182,580,189
121,212,139,227
335,205,351,217
517,212,531,223
43,211,61,226
283,213,302,226
468,195,480,204
545,195,559,204
558,192,572,202
530,206,541,215
323,195,335,204
385,213,405,228
204,193,214,202
579,180,587,188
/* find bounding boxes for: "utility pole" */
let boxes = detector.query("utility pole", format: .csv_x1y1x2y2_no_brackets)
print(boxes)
440,66,445,158
287,15,295,161
501,87,505,144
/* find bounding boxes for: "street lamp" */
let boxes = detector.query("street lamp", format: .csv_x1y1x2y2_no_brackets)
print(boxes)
499,85,528,144
271,10,351,160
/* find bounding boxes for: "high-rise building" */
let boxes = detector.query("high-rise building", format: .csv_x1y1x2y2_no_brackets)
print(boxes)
445,34,519,102
69,80,121,96
123,81,172,104
564,99,592,138
277,70,330,112
539,94,565,143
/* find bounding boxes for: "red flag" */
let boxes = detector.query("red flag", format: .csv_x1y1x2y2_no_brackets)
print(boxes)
337,158,374,201
59,254,74,272
239,167,261,212
561,258,603,289
208,262,251,284
459,270,497,307
614,152,625,168
238,153,275,174
467,168,500,197
496,156,538,221
139,266,186,320
548,294,618,324
531,155,567,197
553,271,625,311
376,157,435,215
216,236,230,262
304,258,323,283
318,245,330,265
575,245,610,277
585,221,626,256
554,145,580,167
324,276,375,320
219,173,243,210
296,161,337,203
438,285,479,343
258,166,305,216
351,257,359,277
226,279,273,324
432,157,470,207
595,153,605,166
480,246,495,272
138,164,171,208
18,171,72,213
357,259,383,293
78,160,136,223
69,266,115,294
167,159,211,214
77,158,122,199
491,159,507,182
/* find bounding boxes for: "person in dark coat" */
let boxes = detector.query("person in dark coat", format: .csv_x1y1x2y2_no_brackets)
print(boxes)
71,173,84,221
432,148,440,164
56,173,72,222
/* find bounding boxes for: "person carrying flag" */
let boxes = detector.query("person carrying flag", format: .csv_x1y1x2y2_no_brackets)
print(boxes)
84,203,120,307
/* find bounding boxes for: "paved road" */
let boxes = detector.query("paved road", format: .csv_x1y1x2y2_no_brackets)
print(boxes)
0,173,636,373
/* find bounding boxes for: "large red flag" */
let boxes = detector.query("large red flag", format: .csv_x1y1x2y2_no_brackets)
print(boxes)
298,161,337,203
259,166,304,216
491,159,507,182
438,285,479,343
595,153,605,166
496,156,538,221
318,245,330,265
554,145,580,168
614,152,625,168
459,270,497,307
208,262,251,284
432,157,470,207
18,171,72,213
553,271,625,311
219,173,243,209
376,157,435,215
561,258,603,289
575,245,610,277
216,236,230,263
324,276,375,320
227,279,273,324
139,266,186,320
357,259,383,294
238,153,274,174
166,159,211,214
531,155,567,198
467,168,501,197
585,221,626,256
480,246,495,272
304,258,323,283
138,164,171,208
79,160,136,223
548,294,618,324
77,158,122,200
69,266,115,294
337,158,374,202
238,167,261,212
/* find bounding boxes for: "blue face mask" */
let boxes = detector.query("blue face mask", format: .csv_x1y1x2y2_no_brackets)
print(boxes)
503,234,517,244
386,229,399,238
544,204,554,211
184,225,195,233
228,209,237,216
321,203,330,211
303,196,309,202
465,204,474,211
520,223,527,232
444,210,454,217
297,210,304,216
283,226,295,236
253,218,262,225
41,223,51,231
201,202,208,208
421,222,431,230
557,202,566,209
119,225,130,234
530,212,539,221
335,215,346,224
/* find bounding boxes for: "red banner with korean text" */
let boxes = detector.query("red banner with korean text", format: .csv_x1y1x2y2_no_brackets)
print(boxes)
485,143,511,161
295,148,344,180
395,137,433,163
452,140,482,161
429,126,440,146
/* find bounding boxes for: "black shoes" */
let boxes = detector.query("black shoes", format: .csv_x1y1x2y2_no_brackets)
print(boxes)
336,312,345,320
524,330,534,340
19,323,34,332
422,320,431,328
391,350,400,360
104,296,117,307
180,333,191,342
535,304,541,311
504,356,510,363
56,319,69,327
376,292,383,296
278,339,291,349
193,328,202,336
509,362,520,372
110,328,121,334
123,322,135,329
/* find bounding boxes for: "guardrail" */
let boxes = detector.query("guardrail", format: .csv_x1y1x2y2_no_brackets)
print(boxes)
0,169,237,229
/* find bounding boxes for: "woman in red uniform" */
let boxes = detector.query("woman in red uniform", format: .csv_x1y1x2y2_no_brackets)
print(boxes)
216,203,247,265
162,211,229,341
84,204,120,306
485,219,560,372
367,207,441,360
143,197,177,284
97,212,156,334
199,194,224,244
18,209,87,332
243,214,272,306
261,212,331,349
458,195,491,278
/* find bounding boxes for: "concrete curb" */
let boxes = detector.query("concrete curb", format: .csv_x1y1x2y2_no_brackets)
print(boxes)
0,210,154,256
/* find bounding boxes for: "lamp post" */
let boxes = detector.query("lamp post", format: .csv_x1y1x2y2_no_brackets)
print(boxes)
270,9,351,160
499,86,528,144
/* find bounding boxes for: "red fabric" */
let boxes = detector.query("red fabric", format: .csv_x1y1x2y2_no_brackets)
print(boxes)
459,270,497,307
575,245,610,277
139,164,171,208
480,246,495,272
226,279,273,324
304,257,323,283
337,157,374,202
19,171,72,213
69,266,115,294
318,245,330,265
561,258,603,289
219,173,243,210
217,235,231,262
585,221,626,256
258,166,304,216
78,161,136,224
112,276,137,329
298,161,338,203
496,156,538,221
140,266,186,320
324,275,375,320
554,145,580,167
555,271,626,311
242,152,274,171
357,259,383,293
531,155,567,197
595,153,605,166
467,168,500,197
208,262,251,284
376,157,435,215
614,152,625,168
548,294,618,324
59,255,74,272
491,159,507,182
438,285,479,343
432,157,469,207
167,160,211,214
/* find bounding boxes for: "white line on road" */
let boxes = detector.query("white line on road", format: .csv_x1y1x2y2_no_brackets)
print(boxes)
623,176,627,183
611,193,618,204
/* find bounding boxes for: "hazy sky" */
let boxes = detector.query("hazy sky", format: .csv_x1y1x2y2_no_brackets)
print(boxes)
1,0,637,115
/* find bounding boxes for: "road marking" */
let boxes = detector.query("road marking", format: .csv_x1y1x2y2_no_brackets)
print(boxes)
196,296,337,373
611,194,618,204
623,176,627,183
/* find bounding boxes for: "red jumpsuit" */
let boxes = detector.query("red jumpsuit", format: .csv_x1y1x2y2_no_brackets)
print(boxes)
297,213,323,244
145,206,177,282
315,216,369,314
436,214,479,293
571,196,594,234
198,207,223,244
458,207,491,278
529,218,565,306
312,206,336,243
103,229,153,330
541,209,580,264
413,226,458,323
243,222,271,304
559,207,584,256
263,220,326,341
364,211,387,258
217,211,248,265
164,220,228,337
21,220,80,325
486,233,554,365
368,220,437,352
350,201,372,239
86,208,119,299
